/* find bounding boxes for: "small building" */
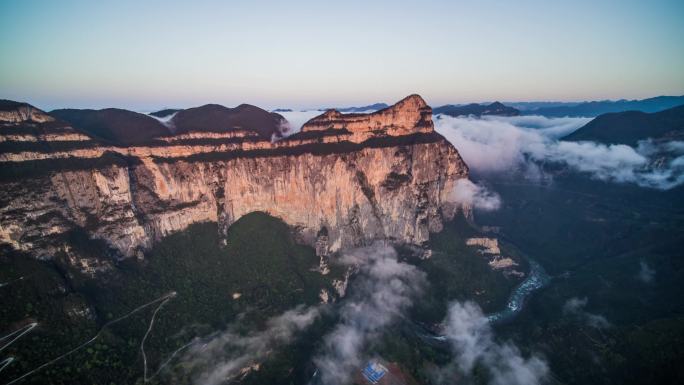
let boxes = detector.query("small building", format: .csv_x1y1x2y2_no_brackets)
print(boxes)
362,361,388,384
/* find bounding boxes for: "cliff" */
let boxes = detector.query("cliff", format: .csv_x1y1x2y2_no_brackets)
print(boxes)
0,95,469,262
301,95,433,136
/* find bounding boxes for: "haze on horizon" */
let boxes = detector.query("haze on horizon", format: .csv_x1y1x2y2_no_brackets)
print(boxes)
1,0,683,111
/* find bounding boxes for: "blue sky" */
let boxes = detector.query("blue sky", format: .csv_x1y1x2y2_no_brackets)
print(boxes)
1,0,683,110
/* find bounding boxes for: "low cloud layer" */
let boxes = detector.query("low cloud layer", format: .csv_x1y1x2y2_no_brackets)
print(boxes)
437,301,549,385
434,114,684,190
180,305,320,385
277,110,323,136
451,179,501,211
313,243,426,385
563,297,611,329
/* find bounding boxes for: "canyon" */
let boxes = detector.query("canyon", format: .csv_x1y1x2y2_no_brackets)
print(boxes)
0,95,469,263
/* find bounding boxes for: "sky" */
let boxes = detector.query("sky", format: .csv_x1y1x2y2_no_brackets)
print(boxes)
1,0,683,111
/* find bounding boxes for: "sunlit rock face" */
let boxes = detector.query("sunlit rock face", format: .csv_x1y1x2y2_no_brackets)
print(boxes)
0,95,469,260
301,94,433,136
0,100,55,124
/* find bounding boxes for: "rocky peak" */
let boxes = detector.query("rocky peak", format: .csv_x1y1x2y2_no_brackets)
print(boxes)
301,94,433,136
0,100,54,124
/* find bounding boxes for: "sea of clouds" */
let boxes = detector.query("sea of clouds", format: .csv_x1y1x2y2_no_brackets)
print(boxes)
434,114,684,190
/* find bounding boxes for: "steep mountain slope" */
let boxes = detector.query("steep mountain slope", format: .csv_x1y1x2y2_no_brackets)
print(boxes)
0,95,469,264
563,104,684,145
49,108,171,145
433,101,520,117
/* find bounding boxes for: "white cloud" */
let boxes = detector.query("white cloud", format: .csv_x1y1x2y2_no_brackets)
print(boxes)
313,242,426,385
562,297,610,329
451,179,501,211
434,114,684,190
276,110,323,136
180,305,320,385
437,301,549,385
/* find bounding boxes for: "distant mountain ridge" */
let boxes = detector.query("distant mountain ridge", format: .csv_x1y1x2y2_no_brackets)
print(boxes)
433,102,520,117
320,103,389,113
49,103,287,144
524,95,684,117
563,104,684,146
50,108,170,145
170,103,288,139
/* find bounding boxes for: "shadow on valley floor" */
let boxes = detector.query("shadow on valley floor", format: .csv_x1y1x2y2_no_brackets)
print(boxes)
475,171,684,385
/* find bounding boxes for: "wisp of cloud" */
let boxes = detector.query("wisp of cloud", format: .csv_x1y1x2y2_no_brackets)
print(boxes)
312,242,426,385
451,179,501,211
180,305,320,385
436,301,549,385
562,297,611,329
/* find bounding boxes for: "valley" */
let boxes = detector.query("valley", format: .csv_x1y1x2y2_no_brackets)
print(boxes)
1,94,683,385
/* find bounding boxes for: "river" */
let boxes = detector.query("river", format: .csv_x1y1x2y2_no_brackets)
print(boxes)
486,256,550,324
412,253,551,344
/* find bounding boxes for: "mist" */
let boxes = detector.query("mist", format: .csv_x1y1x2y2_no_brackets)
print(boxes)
436,301,549,385
179,305,320,385
434,114,684,190
277,110,325,135
563,297,611,329
451,179,502,211
312,242,426,385
638,260,656,283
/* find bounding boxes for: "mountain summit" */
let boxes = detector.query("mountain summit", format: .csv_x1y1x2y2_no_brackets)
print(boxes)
302,94,433,136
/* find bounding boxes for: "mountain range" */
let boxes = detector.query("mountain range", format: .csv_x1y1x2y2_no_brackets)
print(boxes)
433,101,520,117
521,95,684,117
564,104,684,146
319,103,390,113
49,103,288,145
354,94,684,118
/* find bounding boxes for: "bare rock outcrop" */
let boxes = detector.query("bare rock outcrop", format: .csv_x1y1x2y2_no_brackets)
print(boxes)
301,94,433,136
0,95,469,261
0,100,54,123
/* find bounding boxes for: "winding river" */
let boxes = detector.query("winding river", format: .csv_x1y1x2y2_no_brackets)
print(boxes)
486,256,550,324
412,254,551,345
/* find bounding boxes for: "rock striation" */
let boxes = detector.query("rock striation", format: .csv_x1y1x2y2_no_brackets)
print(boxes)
0,95,469,262
302,95,433,136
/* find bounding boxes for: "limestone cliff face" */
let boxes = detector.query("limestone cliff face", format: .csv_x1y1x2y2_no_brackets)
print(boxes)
0,101,54,124
302,94,433,136
0,95,469,261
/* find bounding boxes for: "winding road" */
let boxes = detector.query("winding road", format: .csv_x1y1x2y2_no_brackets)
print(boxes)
4,291,176,385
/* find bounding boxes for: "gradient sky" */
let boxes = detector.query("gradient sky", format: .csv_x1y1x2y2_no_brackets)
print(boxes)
1,0,683,111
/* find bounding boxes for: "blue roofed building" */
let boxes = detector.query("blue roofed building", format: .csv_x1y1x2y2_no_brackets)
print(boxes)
361,361,388,384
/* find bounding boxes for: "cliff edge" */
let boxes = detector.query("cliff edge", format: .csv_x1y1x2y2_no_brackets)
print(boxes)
0,95,469,264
